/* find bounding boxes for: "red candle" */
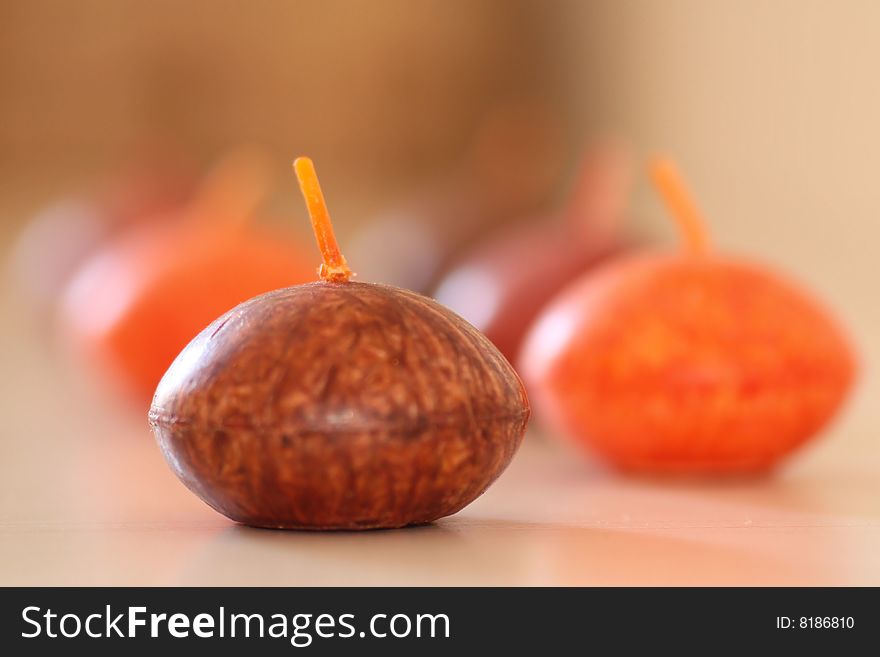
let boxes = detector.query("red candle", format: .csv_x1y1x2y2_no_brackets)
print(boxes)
348,100,564,293
521,158,856,474
434,142,635,364
58,149,316,405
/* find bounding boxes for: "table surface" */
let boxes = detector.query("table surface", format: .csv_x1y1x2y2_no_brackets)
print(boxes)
1,280,879,587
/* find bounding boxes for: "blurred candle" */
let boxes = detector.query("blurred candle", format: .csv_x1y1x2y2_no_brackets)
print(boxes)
434,141,635,364
348,99,565,292
8,149,195,319
58,148,316,407
521,157,856,474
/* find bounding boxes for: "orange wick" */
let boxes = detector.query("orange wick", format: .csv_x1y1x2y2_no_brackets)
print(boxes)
649,157,711,256
191,146,272,230
293,157,353,282
565,140,633,245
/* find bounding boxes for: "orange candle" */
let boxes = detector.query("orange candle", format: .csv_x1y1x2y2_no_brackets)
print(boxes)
521,157,856,473
59,149,316,406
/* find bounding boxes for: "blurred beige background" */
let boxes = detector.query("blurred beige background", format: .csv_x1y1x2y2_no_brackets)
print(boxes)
0,0,570,231
1,1,879,585
4,0,875,406
2,1,876,318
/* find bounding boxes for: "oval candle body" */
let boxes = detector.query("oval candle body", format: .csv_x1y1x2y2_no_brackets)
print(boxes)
435,221,626,364
435,141,635,364
522,158,857,474
150,281,529,529
522,252,855,474
60,222,315,403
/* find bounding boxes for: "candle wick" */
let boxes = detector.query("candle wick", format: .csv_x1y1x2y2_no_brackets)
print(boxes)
564,141,632,247
649,157,711,256
293,157,354,283
190,147,272,231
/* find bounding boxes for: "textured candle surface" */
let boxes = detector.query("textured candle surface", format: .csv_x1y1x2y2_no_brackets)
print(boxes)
521,254,855,473
150,281,529,529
